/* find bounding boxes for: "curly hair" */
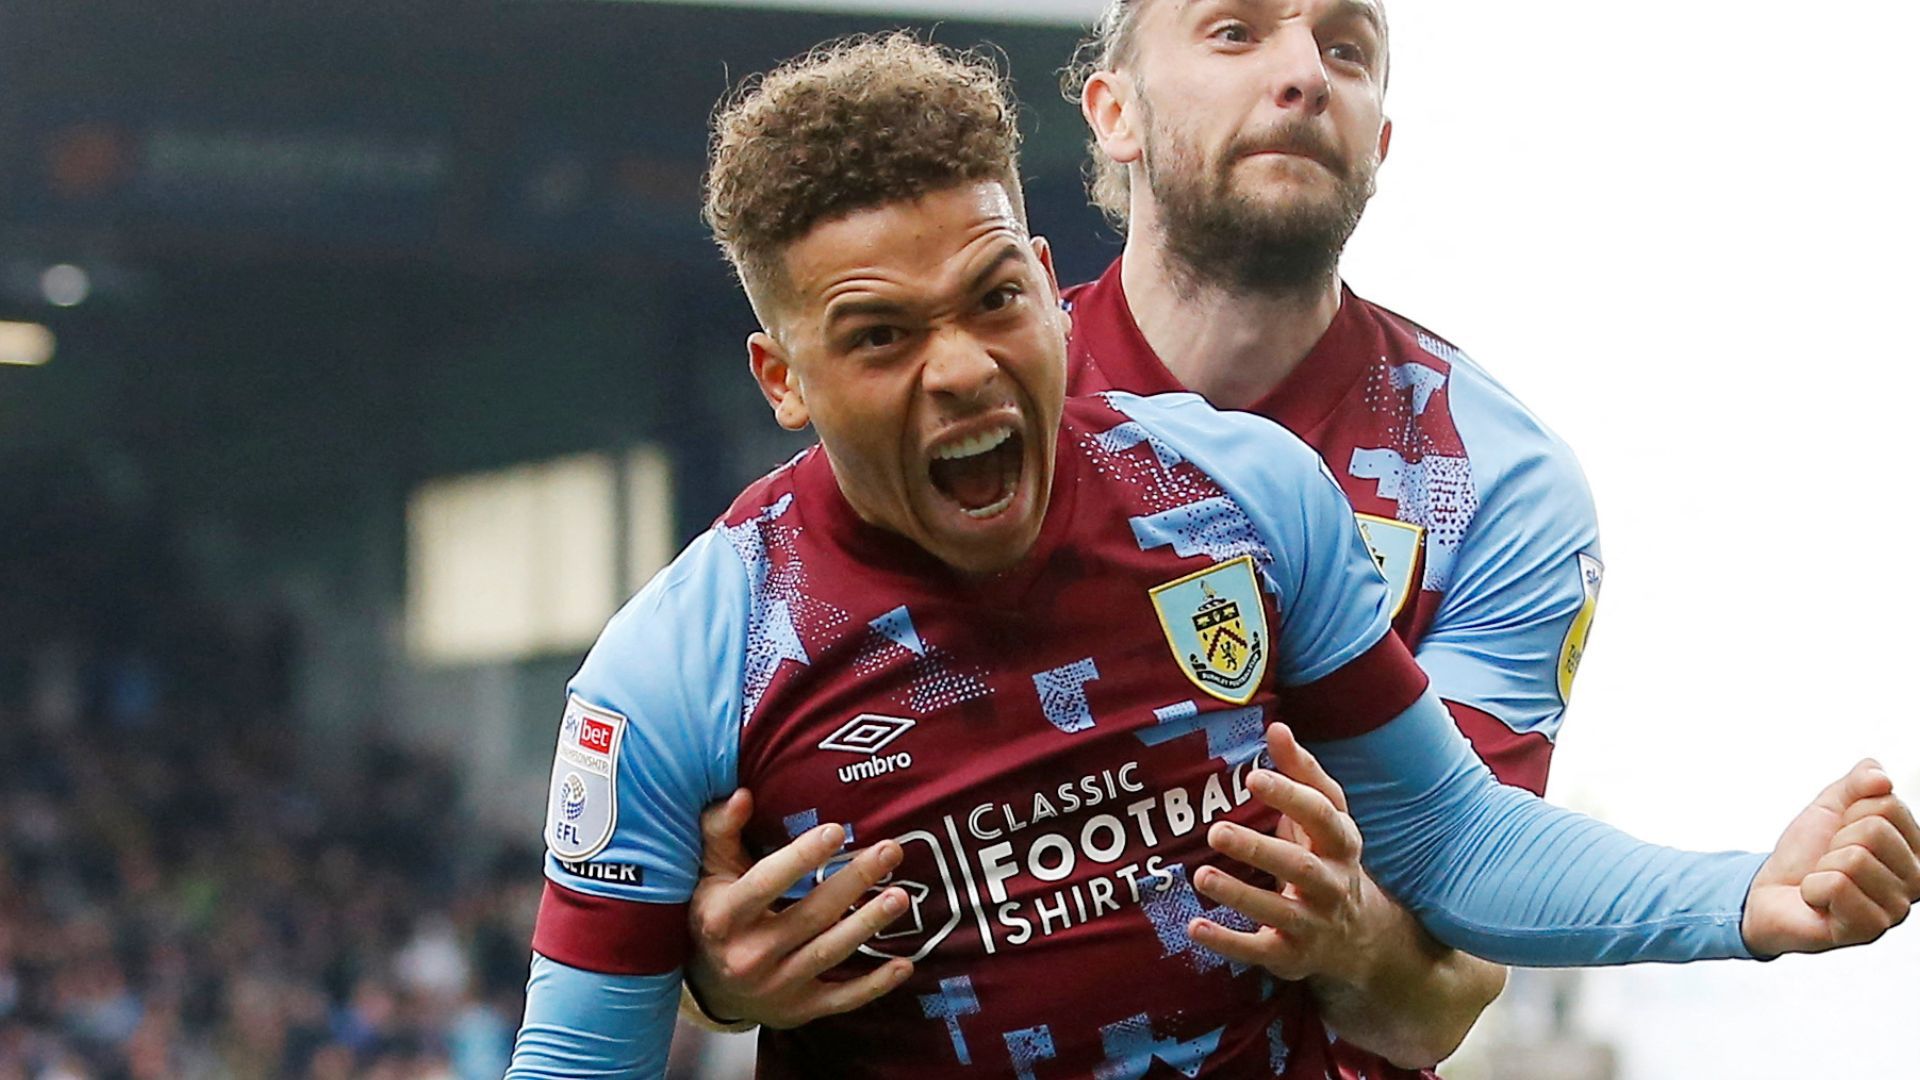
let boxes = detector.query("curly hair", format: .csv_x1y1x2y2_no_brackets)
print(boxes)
704,33,1025,317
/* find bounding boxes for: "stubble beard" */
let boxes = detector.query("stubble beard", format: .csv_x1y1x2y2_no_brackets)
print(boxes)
1143,109,1377,299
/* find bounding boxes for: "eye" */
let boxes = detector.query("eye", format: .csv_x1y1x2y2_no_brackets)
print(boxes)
1327,41,1368,66
980,284,1023,313
1208,20,1253,45
855,325,904,350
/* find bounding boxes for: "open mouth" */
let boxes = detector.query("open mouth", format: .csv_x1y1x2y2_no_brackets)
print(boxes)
928,426,1025,520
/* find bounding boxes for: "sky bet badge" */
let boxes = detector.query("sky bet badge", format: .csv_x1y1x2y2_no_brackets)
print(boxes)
1556,552,1604,703
545,695,626,862
1150,554,1270,705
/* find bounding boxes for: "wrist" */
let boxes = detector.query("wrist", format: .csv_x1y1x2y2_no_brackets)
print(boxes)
1324,873,1440,995
1320,868,1397,991
680,979,758,1034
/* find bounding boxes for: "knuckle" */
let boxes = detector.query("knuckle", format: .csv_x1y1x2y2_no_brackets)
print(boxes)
1338,822,1362,857
1833,844,1873,876
725,945,771,983
1858,817,1900,847
805,939,839,974
696,911,731,945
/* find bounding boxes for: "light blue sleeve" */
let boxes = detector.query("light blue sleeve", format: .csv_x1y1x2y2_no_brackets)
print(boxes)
506,957,680,1079
509,527,750,1078
1413,358,1602,742
542,526,748,906
1104,391,1394,685
1109,391,1765,965
1311,690,1766,965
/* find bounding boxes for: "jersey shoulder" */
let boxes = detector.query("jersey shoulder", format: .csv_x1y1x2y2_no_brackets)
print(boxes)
1079,389,1330,492
572,525,750,709
714,446,815,529
1362,304,1603,741
542,520,750,910
1079,391,1394,687
1369,300,1589,508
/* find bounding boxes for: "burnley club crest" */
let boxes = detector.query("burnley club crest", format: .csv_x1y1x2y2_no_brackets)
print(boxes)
1149,555,1270,705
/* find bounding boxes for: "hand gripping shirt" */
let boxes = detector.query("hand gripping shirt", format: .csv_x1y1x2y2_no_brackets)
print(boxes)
509,393,1761,1080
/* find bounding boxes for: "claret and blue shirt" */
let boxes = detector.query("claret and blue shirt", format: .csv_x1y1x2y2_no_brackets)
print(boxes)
508,268,1764,1078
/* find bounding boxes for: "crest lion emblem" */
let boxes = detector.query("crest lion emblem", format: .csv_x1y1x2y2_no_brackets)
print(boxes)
1149,555,1271,705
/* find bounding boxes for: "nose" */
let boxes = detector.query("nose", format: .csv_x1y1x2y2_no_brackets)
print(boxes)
921,328,1000,404
1267,29,1332,115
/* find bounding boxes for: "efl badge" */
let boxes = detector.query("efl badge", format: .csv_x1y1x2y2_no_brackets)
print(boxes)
1150,554,1270,705
1354,513,1425,618
545,695,627,862
1556,553,1604,703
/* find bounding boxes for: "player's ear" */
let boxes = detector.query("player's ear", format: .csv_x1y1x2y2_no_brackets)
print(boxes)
1082,69,1143,168
748,333,810,431
1377,117,1393,165
1029,235,1061,303
1028,235,1069,339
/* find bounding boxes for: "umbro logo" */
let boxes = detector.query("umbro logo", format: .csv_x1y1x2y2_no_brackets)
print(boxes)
820,714,917,785
819,714,916,755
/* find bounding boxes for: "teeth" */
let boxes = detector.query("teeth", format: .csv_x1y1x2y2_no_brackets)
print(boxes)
932,426,1013,461
963,489,1017,520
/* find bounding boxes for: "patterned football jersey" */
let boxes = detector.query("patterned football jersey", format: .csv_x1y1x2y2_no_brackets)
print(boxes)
1064,261,1605,1079
512,391,1760,1080
1065,263,1602,798
534,392,1429,1076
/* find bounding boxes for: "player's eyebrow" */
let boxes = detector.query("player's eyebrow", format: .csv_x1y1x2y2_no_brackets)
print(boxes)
824,243,1026,330
962,243,1027,299
1174,0,1384,40
1329,0,1386,38
824,295,909,329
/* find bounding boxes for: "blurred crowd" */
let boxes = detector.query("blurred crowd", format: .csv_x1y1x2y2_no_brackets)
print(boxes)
0,455,540,1078
0,695,537,1080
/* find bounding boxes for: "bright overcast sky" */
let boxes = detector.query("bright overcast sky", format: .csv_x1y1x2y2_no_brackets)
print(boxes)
657,2,1920,1076
1355,4,1920,1077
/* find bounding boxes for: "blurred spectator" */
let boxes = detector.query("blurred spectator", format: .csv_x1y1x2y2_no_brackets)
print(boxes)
0,456,534,1078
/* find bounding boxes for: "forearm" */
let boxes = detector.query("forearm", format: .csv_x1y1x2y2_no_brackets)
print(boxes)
1310,691,1766,966
508,953,679,1079
1307,879,1506,1068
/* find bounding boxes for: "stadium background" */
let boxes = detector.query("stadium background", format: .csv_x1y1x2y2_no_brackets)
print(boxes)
0,0,1913,1077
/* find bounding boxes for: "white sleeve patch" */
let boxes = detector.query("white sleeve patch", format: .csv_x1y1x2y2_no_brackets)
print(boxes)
544,694,627,862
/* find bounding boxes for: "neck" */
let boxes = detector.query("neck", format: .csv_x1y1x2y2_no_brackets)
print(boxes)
1118,220,1344,411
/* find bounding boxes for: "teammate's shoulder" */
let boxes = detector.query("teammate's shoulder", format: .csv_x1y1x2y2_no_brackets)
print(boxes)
1362,295,1583,475
1360,295,1474,374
